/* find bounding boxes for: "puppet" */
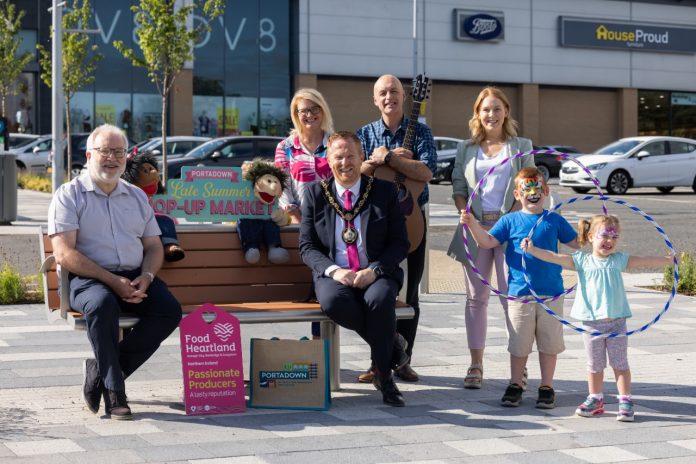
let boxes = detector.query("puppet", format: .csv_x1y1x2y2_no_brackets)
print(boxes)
122,151,186,262
238,159,290,264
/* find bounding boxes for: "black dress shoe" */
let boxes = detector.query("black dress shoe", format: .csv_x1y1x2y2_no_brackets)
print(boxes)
82,359,102,414
391,333,410,371
104,389,133,420
373,375,405,407
395,363,419,382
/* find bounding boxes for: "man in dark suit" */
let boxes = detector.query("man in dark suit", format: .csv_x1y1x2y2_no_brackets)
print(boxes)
300,131,410,406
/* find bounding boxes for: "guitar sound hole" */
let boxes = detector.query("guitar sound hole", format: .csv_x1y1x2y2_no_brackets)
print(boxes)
396,183,414,216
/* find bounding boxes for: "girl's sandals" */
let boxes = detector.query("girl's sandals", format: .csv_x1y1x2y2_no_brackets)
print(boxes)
464,364,483,389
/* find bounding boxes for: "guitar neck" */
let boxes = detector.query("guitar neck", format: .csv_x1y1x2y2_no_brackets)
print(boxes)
402,99,421,153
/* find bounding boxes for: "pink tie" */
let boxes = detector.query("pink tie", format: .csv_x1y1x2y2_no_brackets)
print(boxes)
343,190,360,272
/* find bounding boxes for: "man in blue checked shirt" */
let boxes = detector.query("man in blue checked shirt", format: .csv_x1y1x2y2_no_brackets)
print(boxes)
356,74,437,384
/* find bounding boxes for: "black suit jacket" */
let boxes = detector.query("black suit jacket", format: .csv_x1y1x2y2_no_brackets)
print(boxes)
299,175,409,288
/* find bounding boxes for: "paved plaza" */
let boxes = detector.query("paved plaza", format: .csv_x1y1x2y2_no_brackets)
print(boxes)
2,189,696,463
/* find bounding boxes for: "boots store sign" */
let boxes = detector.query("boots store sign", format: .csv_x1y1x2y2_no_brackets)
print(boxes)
454,10,504,42
560,17,696,54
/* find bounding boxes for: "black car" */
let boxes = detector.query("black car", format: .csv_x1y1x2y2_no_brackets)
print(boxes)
431,136,463,184
164,136,283,179
532,145,581,180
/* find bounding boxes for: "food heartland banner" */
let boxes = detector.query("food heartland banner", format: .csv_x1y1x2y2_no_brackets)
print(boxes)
179,304,246,416
150,166,273,222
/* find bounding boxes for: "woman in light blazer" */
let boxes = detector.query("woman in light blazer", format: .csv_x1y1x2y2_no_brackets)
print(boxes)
447,86,535,389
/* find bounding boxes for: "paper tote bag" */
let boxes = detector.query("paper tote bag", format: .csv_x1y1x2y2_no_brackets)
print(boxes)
248,338,331,410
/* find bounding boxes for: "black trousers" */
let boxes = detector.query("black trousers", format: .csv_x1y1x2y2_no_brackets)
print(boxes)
397,207,427,360
69,269,182,391
315,276,399,378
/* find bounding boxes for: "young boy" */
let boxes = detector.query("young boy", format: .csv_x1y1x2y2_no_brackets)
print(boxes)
460,166,579,408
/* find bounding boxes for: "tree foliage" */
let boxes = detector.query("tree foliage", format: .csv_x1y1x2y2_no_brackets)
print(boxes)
0,1,34,117
113,0,224,186
37,0,102,179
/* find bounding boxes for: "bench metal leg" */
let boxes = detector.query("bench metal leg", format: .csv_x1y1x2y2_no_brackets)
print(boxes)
320,320,340,392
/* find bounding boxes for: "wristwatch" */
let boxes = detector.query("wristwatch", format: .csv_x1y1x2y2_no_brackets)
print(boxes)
384,151,393,165
142,271,155,283
369,264,385,277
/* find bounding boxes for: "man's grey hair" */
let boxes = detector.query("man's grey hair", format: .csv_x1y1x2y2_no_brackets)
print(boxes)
86,124,128,151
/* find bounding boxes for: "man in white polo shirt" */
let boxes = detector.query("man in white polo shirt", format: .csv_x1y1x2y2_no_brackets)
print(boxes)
48,124,181,420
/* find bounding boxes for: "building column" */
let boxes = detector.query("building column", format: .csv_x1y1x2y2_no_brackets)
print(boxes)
170,68,193,136
294,73,318,91
618,88,638,138
518,83,539,142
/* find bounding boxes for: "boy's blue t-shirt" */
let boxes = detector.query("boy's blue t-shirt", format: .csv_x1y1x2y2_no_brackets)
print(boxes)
489,210,577,297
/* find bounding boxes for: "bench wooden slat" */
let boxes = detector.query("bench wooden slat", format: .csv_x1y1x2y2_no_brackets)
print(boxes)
170,284,313,306
41,224,415,393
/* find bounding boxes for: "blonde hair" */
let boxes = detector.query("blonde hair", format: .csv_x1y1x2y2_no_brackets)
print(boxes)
289,88,334,137
577,214,621,247
469,86,518,145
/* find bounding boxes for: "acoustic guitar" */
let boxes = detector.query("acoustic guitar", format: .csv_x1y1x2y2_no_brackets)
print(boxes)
374,74,431,252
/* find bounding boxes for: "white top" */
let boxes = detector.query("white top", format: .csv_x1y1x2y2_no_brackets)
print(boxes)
476,144,512,212
324,179,368,276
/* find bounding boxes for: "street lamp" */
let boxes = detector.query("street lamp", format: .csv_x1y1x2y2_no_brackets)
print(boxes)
49,1,100,193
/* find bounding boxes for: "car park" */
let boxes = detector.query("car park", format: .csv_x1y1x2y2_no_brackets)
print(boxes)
533,145,581,180
10,135,52,175
559,136,696,194
431,136,463,184
8,133,40,149
130,136,211,158
164,136,283,179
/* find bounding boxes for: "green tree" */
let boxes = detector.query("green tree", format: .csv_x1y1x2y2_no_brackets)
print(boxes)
114,0,224,186
37,0,102,179
0,1,33,118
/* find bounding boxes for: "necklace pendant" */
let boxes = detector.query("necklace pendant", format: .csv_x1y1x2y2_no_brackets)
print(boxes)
344,213,354,221
342,226,358,244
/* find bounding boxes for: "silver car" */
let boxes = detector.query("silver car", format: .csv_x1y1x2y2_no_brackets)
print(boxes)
10,135,52,175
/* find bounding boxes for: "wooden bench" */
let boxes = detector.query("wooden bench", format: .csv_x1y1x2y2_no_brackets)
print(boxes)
39,224,415,391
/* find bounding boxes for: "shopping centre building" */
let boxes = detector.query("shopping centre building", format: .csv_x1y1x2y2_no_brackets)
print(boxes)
10,0,696,151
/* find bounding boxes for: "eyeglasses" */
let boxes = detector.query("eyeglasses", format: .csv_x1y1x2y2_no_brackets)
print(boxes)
93,147,128,159
296,106,321,116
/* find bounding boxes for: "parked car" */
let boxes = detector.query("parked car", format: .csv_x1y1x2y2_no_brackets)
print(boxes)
431,136,463,184
130,136,211,158
559,136,696,194
164,136,283,179
8,133,40,149
48,133,137,177
10,135,52,175
533,145,582,181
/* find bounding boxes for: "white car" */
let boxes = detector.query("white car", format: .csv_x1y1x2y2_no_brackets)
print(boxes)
559,136,696,194
431,136,463,184
10,135,52,175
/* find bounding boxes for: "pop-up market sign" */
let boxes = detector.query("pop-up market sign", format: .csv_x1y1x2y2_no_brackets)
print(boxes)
150,166,273,222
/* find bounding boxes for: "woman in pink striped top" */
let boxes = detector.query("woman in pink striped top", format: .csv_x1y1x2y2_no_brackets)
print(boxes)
274,88,335,224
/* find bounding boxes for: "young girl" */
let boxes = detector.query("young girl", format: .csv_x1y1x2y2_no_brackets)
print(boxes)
521,214,671,421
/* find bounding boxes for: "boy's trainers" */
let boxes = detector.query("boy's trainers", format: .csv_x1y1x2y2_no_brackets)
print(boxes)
536,385,556,409
576,396,605,417
501,383,524,407
616,399,635,422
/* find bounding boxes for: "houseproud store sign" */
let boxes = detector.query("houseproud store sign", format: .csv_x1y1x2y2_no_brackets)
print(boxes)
560,16,696,53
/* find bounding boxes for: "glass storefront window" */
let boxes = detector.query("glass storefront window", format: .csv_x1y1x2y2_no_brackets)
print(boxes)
193,0,291,136
70,91,94,134
193,96,223,138
671,92,696,139
639,90,696,139
133,93,162,141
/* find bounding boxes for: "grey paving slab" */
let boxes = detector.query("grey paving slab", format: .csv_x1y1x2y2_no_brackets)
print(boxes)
61,449,146,464
132,443,216,462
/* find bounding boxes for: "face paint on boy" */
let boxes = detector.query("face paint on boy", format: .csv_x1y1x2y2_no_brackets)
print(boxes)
517,176,544,204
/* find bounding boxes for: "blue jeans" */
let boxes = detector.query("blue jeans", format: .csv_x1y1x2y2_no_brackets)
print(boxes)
237,219,281,252
155,214,179,246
